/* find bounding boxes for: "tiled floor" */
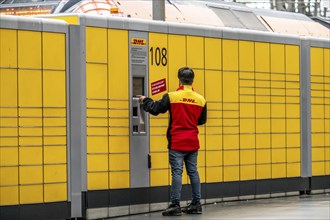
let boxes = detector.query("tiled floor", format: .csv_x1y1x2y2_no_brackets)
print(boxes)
109,194,330,220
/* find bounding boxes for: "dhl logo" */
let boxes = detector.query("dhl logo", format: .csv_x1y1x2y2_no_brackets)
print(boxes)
131,38,146,46
182,98,196,103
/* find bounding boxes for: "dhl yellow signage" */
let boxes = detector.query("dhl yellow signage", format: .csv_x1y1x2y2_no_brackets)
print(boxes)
131,38,146,46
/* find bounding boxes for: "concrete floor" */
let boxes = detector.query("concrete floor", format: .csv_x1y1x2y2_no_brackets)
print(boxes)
109,194,330,220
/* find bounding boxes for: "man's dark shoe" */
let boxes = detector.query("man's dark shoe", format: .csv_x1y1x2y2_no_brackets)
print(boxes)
182,201,202,214
162,204,182,216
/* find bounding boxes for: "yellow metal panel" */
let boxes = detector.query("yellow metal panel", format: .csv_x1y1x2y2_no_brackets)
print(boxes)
312,105,324,118
271,119,286,133
286,104,300,118
0,29,17,67
109,154,129,171
149,32,168,100
223,150,239,165
286,118,300,133
223,135,239,150
206,167,222,183
256,164,271,179
240,165,255,180
43,32,65,70
87,154,108,171
256,119,270,133
0,167,18,185
18,30,41,69
271,163,286,178
43,70,66,107
44,183,67,202
198,150,205,167
270,44,285,73
151,152,169,169
287,133,300,148
168,34,186,92
256,149,271,164
312,133,325,147
86,27,107,63
44,146,67,164
287,163,300,177
272,134,286,148
19,147,42,165
20,185,43,204
109,127,129,135
312,147,325,161
150,136,167,152
241,135,256,149
88,172,108,190
193,69,205,96
19,137,43,146
223,166,239,181
287,148,300,162
255,42,270,72
199,167,206,183
223,72,238,102
326,161,330,175
19,166,42,184
108,29,128,99
205,134,222,150
86,64,108,99
18,70,42,107
44,136,66,146
87,136,108,153
240,149,255,165
240,103,255,118
310,47,324,75
240,119,255,133
44,164,67,183
205,70,222,102
256,103,270,118
150,169,169,186
205,150,222,166
312,161,325,176
187,36,204,69
223,40,238,71
272,148,286,163
312,119,325,132
0,186,18,205
285,45,299,74
0,147,18,165
239,41,254,71
205,38,221,70
109,171,130,189
109,136,129,153
271,104,285,118
324,48,329,76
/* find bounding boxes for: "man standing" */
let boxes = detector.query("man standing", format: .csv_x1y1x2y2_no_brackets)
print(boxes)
139,67,207,216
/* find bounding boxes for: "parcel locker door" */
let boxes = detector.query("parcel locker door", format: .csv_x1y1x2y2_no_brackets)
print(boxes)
129,31,150,188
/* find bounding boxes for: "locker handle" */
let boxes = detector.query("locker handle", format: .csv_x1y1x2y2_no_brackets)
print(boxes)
148,154,151,168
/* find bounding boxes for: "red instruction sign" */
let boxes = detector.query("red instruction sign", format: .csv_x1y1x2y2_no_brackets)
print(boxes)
151,78,167,95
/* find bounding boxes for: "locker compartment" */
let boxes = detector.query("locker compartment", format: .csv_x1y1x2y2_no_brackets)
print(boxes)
0,186,19,205
223,40,238,71
287,148,301,162
256,164,271,179
150,169,169,187
19,185,43,204
240,134,256,149
86,27,107,63
272,148,286,163
87,136,108,153
0,166,18,185
109,136,129,153
239,41,255,72
0,29,17,67
0,147,18,165
19,166,43,184
18,30,41,69
255,42,270,72
206,150,222,166
87,154,108,172
223,150,239,165
205,134,222,150
240,149,256,165
271,163,286,178
223,135,239,150
44,164,67,183
256,134,271,149
256,149,271,164
312,161,325,176
187,36,204,69
44,146,67,164
205,38,222,70
19,146,42,165
109,154,129,171
240,165,255,180
287,163,300,177
44,183,67,202
109,171,130,189
43,70,66,107
150,152,169,169
206,166,222,183
88,172,108,190
223,166,239,181
287,133,301,148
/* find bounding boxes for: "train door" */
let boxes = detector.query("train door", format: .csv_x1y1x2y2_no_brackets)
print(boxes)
129,31,150,188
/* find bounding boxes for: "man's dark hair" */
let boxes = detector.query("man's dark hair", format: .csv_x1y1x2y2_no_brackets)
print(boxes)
178,67,194,85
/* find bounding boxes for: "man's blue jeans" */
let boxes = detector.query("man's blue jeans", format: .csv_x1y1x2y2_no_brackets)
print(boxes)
169,149,201,205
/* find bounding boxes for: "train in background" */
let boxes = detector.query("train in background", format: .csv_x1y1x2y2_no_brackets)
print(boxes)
0,5,329,220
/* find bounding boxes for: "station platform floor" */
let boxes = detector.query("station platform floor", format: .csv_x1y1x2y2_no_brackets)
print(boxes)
109,193,329,220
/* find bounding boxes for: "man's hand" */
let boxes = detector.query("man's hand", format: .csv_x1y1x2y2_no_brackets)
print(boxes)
138,95,146,104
